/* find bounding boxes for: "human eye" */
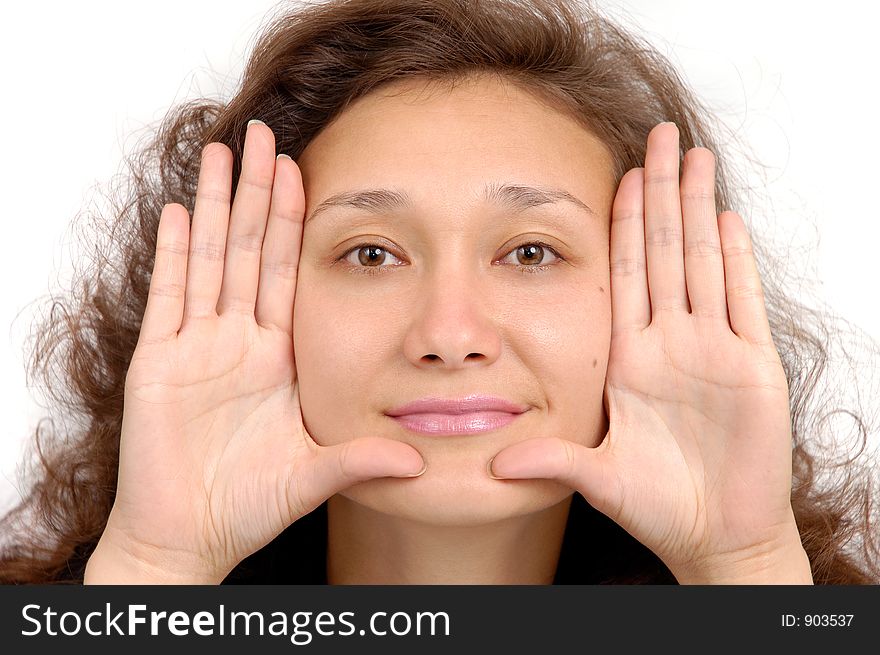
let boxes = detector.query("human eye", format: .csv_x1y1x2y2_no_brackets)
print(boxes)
497,241,565,274
336,239,566,276
338,240,405,275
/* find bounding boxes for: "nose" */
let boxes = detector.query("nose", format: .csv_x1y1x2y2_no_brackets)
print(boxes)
402,266,502,370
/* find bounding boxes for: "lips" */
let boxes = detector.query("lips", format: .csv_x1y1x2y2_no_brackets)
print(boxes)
385,394,530,436
385,394,531,417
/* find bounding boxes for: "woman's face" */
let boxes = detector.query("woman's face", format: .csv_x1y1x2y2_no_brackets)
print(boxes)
294,74,617,526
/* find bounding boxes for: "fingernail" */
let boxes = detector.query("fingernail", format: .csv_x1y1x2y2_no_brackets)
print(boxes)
248,118,266,128
487,456,505,480
277,153,293,161
403,461,427,478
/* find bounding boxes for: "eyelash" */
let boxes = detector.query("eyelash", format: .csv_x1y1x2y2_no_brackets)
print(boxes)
337,240,565,276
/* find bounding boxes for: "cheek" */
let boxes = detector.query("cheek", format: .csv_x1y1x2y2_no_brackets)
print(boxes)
501,274,610,356
293,267,390,441
511,281,610,442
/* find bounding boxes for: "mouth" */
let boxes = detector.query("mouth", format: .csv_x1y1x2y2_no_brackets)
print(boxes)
387,410,528,435
384,394,531,436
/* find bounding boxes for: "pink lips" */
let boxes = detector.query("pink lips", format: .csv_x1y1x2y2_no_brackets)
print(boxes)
385,394,530,435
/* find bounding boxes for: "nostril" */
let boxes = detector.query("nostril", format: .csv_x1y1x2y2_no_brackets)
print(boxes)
421,353,484,363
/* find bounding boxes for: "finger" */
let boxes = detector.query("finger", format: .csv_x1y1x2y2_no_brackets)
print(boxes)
140,203,190,344
287,438,426,518
644,122,689,315
719,211,774,346
254,153,305,335
183,143,233,323
680,147,729,322
488,437,624,523
609,167,650,334
217,120,276,316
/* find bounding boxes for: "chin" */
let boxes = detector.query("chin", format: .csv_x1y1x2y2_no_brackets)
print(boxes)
338,451,573,528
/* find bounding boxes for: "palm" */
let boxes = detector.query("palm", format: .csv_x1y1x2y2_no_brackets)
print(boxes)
101,121,425,582
490,123,801,580
602,310,793,567
118,313,308,570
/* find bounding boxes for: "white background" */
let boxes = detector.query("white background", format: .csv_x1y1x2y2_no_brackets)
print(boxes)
2,0,878,511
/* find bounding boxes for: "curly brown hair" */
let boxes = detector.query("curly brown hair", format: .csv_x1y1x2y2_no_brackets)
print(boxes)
2,0,878,584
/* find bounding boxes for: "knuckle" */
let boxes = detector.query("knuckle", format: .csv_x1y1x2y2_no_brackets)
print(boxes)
609,257,645,277
237,176,274,194
644,171,679,187
691,305,728,320
261,258,298,280
337,441,354,479
156,241,189,258
652,299,688,314
228,231,265,254
195,189,232,206
727,282,762,300
149,281,186,299
681,190,715,205
560,439,577,478
612,211,643,225
218,296,254,314
646,225,683,248
274,207,305,225
685,238,722,258
722,243,754,258
189,242,226,263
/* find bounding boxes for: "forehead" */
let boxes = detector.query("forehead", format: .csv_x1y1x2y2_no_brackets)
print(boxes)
297,74,617,217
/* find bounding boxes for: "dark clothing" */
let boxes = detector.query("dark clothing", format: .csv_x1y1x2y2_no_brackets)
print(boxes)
222,492,677,585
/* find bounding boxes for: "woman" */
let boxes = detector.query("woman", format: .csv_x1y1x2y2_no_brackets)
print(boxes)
1,0,877,584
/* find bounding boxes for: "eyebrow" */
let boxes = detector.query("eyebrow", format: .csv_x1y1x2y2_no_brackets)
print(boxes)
304,182,596,224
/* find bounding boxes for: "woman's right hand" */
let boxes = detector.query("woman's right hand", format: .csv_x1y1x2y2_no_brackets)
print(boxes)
85,120,426,584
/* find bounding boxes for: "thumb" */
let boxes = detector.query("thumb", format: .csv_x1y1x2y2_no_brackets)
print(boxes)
288,437,426,516
489,436,624,521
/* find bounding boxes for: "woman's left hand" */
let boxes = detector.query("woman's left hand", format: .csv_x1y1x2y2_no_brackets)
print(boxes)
488,122,812,584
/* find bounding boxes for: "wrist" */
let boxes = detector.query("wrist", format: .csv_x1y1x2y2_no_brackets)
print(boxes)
84,530,225,585
673,537,814,585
